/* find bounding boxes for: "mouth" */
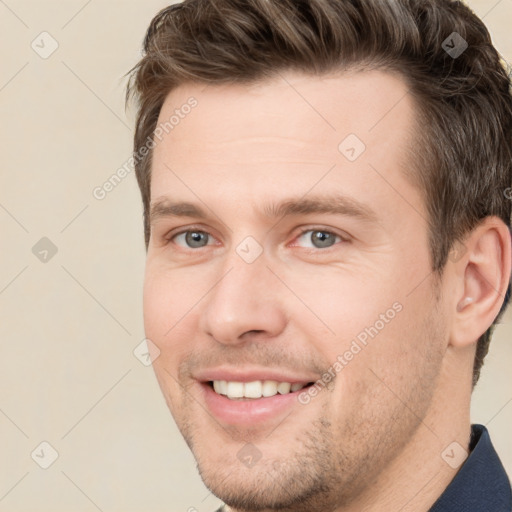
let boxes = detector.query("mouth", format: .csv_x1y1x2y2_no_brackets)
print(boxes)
208,380,315,400
199,379,318,426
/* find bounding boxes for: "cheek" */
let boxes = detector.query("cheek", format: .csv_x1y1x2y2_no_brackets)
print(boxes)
290,269,405,359
325,295,443,432
345,284,443,386
298,265,438,399
142,264,199,361
143,261,198,328
143,269,196,413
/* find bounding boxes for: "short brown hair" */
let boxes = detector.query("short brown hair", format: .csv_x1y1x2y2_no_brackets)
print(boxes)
125,0,512,387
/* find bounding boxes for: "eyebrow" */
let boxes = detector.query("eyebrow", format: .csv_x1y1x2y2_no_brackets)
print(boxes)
149,194,378,225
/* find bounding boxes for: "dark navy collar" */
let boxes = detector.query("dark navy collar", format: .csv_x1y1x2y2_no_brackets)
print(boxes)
429,424,511,511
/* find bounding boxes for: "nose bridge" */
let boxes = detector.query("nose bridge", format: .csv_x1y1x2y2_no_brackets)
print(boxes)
200,245,287,345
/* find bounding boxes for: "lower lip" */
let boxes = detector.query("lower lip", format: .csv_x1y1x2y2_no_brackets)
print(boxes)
200,382,310,426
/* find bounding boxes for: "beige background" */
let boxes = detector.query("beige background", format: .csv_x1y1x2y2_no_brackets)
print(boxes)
0,1,511,511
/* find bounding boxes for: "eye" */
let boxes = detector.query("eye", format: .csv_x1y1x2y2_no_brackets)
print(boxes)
293,228,344,249
166,226,347,251
170,229,214,249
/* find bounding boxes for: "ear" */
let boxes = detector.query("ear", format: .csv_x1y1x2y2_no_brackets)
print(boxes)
449,217,511,348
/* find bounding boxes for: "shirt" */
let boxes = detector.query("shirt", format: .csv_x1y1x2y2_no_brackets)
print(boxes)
429,424,511,511
213,424,511,512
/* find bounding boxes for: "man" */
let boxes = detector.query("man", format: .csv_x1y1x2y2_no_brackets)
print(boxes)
125,0,512,510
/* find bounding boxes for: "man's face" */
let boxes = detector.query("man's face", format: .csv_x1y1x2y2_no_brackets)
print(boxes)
144,70,449,511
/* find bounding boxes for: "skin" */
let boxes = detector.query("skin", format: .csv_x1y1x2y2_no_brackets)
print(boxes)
143,70,511,512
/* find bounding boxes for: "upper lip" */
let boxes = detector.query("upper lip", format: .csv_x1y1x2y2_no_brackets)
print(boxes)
194,367,319,384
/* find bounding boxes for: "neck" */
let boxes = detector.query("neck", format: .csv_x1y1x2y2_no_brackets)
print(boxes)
340,412,472,511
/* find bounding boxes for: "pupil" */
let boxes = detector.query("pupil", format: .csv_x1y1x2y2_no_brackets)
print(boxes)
313,231,333,248
187,231,206,247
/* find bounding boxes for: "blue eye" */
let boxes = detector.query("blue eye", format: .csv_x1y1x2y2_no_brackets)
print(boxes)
167,227,345,251
172,230,212,248
295,229,342,249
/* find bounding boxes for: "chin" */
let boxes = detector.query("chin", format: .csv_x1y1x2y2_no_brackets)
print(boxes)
184,417,340,512
198,462,332,512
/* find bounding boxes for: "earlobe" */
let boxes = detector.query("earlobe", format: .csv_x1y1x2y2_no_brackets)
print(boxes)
450,217,511,349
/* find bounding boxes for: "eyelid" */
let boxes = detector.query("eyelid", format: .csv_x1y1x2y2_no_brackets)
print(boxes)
165,225,199,240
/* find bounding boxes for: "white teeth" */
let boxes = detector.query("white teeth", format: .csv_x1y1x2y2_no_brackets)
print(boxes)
214,380,228,395
262,380,279,397
226,381,244,398
212,380,309,399
219,380,228,395
277,382,291,394
244,381,262,398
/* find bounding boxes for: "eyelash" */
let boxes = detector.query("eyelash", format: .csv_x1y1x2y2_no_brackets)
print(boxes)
164,225,348,251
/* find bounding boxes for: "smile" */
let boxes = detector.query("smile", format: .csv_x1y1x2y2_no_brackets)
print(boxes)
211,380,313,399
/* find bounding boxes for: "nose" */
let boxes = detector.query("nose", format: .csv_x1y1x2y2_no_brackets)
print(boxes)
199,252,288,346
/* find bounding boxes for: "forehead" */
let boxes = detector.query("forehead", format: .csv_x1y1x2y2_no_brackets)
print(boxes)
156,69,413,142
150,69,422,220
